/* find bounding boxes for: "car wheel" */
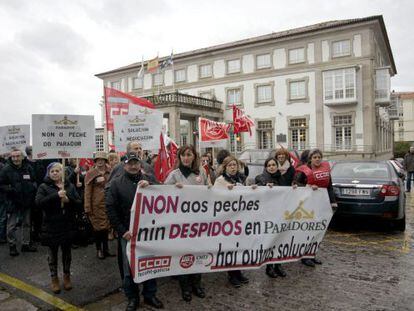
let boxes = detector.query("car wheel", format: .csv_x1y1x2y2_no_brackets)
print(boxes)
393,216,406,232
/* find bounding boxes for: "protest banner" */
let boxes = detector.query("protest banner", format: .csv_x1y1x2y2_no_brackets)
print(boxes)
113,110,163,151
32,114,95,159
0,124,30,154
127,185,333,283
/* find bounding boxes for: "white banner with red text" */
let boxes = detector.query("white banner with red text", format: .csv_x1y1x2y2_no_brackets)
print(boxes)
127,185,333,283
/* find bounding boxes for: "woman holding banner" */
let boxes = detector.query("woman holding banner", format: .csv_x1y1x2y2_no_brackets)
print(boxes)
254,157,288,278
214,155,250,288
293,148,337,267
164,145,208,302
84,152,114,259
35,163,81,294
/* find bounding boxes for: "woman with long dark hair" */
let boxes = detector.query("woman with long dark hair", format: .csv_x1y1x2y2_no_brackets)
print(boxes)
164,145,207,302
293,149,337,267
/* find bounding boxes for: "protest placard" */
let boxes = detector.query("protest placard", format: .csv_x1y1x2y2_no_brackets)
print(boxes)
0,124,30,154
32,114,95,159
127,185,333,282
113,109,163,151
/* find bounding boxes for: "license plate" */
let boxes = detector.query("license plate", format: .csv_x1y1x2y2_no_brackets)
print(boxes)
342,188,370,196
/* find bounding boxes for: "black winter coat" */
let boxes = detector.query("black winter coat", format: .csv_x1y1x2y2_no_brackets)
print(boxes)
106,170,151,237
277,165,295,186
35,178,81,246
0,159,37,212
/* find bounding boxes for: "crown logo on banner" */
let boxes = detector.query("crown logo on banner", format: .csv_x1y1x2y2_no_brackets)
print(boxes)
54,116,78,125
129,116,146,124
284,200,314,220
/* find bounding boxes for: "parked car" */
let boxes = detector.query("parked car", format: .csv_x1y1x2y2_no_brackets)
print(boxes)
331,161,406,231
390,159,406,181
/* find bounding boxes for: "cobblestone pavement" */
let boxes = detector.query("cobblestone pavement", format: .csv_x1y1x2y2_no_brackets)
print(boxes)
85,195,414,311
2,195,414,311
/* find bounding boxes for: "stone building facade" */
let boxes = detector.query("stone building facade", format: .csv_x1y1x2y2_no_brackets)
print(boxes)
96,15,396,159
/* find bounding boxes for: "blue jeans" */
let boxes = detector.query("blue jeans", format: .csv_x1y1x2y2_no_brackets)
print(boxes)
0,200,7,240
119,238,157,299
406,172,414,191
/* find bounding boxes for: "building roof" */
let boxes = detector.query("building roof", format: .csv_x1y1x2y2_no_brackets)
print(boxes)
394,92,414,100
95,15,396,77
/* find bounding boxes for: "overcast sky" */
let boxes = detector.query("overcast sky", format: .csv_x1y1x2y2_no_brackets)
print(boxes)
0,0,412,127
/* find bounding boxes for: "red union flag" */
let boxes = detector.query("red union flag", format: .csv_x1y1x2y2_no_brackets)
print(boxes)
199,118,231,142
104,87,155,131
232,105,254,135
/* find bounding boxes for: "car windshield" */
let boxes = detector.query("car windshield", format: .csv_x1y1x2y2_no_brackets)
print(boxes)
332,162,389,179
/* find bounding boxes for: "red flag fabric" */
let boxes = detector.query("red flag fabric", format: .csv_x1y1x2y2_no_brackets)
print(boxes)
167,139,178,168
289,151,300,168
232,105,254,135
154,133,170,183
199,118,231,142
104,87,155,131
79,158,94,170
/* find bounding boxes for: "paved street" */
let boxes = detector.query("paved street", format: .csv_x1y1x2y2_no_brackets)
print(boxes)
1,195,414,310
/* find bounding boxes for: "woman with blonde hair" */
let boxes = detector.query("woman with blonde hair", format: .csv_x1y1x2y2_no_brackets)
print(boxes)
35,162,81,294
214,155,250,287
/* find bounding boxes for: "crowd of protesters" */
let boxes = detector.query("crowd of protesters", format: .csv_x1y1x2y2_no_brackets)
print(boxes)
0,141,337,310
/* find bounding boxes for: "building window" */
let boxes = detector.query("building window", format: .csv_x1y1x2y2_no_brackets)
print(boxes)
398,120,404,128
199,64,212,78
332,40,351,58
174,69,186,83
111,81,121,90
375,68,390,101
333,115,353,150
256,84,273,104
289,118,308,150
133,77,143,89
227,59,241,74
199,91,213,99
230,132,242,153
153,73,163,86
288,48,305,64
289,80,306,100
95,134,104,151
323,68,356,102
399,130,404,141
256,54,271,69
227,88,242,107
181,134,187,146
257,120,274,150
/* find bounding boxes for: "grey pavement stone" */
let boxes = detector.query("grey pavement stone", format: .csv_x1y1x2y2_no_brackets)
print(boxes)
0,290,10,301
0,298,38,311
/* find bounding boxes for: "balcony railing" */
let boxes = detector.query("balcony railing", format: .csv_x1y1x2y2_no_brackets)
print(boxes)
145,92,223,111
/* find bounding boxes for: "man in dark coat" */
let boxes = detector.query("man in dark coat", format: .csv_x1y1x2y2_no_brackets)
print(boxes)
0,156,8,243
0,148,37,256
106,152,163,310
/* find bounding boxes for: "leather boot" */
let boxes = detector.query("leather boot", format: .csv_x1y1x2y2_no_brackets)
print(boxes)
51,277,61,294
63,273,72,291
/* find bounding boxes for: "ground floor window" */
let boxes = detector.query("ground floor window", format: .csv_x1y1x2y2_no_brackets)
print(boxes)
289,118,307,150
256,120,273,149
333,115,353,150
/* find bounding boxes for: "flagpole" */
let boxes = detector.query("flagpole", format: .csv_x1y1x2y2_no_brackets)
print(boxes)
141,55,145,98
171,50,175,93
